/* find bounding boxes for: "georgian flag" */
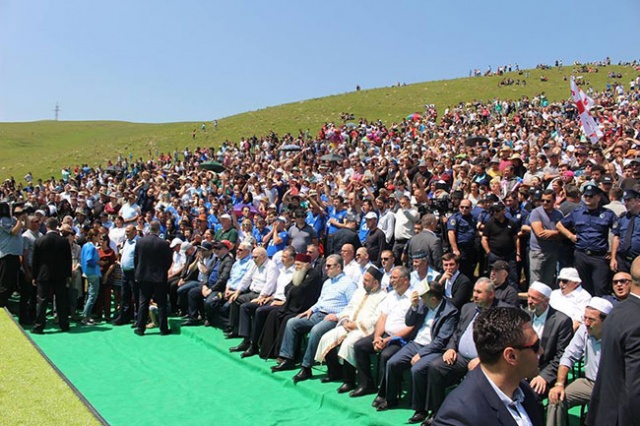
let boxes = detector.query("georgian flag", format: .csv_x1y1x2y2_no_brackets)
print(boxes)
570,77,603,143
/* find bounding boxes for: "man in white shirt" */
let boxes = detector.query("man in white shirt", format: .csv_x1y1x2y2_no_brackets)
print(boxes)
392,195,419,262
231,247,295,357
549,268,592,331
352,266,415,397
227,247,279,337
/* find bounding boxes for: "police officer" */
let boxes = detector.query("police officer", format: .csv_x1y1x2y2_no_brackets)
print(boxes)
447,198,477,280
482,201,518,287
612,188,640,273
504,192,529,287
556,183,619,296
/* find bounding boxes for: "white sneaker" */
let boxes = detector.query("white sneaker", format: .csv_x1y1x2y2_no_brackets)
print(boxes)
81,318,95,325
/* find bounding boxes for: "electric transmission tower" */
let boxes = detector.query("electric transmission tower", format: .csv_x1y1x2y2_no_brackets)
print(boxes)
54,102,61,121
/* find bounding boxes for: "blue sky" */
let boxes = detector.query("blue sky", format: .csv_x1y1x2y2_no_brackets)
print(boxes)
1,0,638,123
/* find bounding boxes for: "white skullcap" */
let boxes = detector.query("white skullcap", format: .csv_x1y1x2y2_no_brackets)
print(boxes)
587,297,613,315
529,281,552,298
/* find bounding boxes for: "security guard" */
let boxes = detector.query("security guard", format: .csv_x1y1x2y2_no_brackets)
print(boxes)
556,183,618,296
504,192,530,288
482,201,518,286
446,198,477,280
612,188,640,273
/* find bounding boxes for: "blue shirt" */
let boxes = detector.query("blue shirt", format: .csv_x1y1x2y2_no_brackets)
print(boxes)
446,212,476,245
120,236,138,271
226,256,253,291
266,230,289,257
80,243,101,277
560,205,618,252
306,211,326,238
613,213,640,257
0,217,24,257
311,272,357,314
326,206,347,236
505,206,529,232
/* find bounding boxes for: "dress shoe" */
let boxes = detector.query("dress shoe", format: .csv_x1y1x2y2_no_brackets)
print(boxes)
371,396,385,408
181,319,200,327
271,359,296,372
292,367,312,383
375,400,398,412
229,341,250,353
408,411,428,424
31,328,44,335
224,331,239,339
321,375,341,384
349,385,377,398
160,329,172,336
133,328,145,336
420,413,435,426
241,346,258,358
60,326,70,332
337,382,355,393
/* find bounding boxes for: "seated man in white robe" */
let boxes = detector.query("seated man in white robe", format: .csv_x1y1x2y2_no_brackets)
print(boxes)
314,266,387,391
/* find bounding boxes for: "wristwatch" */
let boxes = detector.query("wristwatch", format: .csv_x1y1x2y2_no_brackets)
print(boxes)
554,382,564,387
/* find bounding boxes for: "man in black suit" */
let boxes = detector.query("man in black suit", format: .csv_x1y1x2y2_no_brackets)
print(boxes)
525,282,573,399
588,257,640,426
31,217,72,334
435,253,472,310
134,221,173,336
420,277,507,423
433,307,544,426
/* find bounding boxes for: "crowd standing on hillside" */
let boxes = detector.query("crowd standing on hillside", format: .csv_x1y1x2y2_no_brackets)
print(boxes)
2,64,640,425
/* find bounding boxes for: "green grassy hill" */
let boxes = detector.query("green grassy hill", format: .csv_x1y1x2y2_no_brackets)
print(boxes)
1,64,637,181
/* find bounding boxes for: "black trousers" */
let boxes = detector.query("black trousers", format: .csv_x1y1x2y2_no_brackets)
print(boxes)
0,254,20,307
34,279,69,331
19,271,37,324
228,291,257,333
425,355,469,414
136,280,168,333
458,243,477,281
353,334,402,390
574,250,611,296
117,269,138,322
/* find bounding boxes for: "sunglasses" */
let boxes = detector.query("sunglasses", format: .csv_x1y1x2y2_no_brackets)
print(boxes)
613,279,631,285
558,279,569,283
514,338,541,353
381,257,391,261
541,199,553,204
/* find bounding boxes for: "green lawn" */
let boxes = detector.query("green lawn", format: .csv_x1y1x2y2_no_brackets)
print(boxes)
0,64,637,181
0,309,102,426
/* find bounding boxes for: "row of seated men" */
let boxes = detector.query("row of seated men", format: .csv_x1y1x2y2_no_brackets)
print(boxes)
171,238,630,426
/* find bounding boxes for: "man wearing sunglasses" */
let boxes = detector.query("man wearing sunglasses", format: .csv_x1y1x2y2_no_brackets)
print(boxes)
529,189,564,285
549,268,592,331
604,271,632,306
611,188,640,273
556,183,619,297
433,307,544,426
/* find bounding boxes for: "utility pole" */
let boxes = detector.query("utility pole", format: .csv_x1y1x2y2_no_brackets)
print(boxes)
53,102,61,121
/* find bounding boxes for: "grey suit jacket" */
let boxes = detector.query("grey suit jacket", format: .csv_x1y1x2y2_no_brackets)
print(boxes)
405,298,459,357
538,307,573,384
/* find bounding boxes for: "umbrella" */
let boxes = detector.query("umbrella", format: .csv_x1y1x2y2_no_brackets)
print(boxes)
234,204,259,217
464,136,490,147
320,153,344,162
280,144,302,152
345,122,358,129
406,113,422,121
199,160,225,173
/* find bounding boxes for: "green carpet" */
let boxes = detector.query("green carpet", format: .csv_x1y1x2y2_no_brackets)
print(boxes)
27,319,412,426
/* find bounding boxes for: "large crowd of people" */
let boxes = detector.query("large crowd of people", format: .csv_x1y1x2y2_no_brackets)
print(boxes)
2,64,640,425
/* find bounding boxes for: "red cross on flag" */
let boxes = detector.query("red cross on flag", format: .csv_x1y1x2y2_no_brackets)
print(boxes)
570,77,603,143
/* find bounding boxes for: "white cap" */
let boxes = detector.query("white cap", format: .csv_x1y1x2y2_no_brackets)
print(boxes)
364,212,377,220
567,145,575,152
558,267,582,283
180,242,193,252
529,281,552,298
169,238,183,248
587,297,613,315
219,213,232,220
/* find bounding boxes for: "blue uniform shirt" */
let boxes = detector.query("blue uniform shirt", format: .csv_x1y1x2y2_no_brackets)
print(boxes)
613,213,640,257
446,212,476,245
560,205,618,252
